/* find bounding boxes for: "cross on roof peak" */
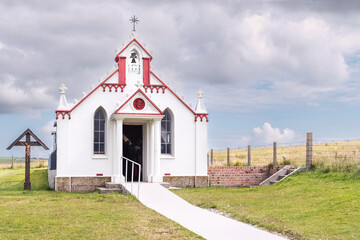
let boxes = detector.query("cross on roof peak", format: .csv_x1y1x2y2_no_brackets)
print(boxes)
59,83,67,94
197,89,204,98
130,15,139,32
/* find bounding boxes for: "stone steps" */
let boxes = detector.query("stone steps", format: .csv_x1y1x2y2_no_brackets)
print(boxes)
260,166,305,186
97,187,122,194
98,182,126,194
105,182,122,189
159,182,170,189
99,181,174,195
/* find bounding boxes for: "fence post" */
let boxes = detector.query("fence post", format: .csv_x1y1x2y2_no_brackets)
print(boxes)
306,132,313,169
211,149,213,166
273,142,277,166
227,147,230,166
11,155,14,169
248,145,251,166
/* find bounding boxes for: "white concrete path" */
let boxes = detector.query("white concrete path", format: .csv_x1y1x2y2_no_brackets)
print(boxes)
123,182,286,240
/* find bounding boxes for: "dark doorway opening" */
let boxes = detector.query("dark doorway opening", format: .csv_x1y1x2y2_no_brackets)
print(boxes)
123,125,142,181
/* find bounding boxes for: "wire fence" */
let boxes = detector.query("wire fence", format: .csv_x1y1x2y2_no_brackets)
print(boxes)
0,157,48,169
210,138,360,172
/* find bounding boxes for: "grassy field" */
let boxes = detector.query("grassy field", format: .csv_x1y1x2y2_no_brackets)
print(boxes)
0,168,202,240
211,140,360,169
173,170,360,240
0,157,48,168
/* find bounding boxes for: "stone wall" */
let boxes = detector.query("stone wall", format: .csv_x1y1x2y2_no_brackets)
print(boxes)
55,176,111,192
208,166,283,187
163,176,209,188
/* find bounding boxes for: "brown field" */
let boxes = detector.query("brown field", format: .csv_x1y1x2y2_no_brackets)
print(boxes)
0,157,48,169
210,140,360,168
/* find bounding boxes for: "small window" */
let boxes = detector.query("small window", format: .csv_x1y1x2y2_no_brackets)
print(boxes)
94,108,106,154
161,110,172,154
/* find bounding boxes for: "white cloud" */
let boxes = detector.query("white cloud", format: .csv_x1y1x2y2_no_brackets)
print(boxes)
0,75,56,114
208,123,298,149
39,120,55,139
251,122,296,145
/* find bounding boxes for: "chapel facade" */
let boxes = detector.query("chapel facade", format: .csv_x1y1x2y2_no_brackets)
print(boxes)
52,31,209,192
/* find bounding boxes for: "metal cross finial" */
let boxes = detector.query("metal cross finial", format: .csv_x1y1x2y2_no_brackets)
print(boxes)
130,15,139,31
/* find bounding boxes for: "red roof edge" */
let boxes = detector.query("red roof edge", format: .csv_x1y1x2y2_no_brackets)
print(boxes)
115,38,152,62
70,69,118,112
115,88,163,114
150,71,196,115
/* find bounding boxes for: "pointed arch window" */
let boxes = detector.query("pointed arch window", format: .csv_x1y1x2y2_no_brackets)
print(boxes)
161,110,172,154
94,108,106,154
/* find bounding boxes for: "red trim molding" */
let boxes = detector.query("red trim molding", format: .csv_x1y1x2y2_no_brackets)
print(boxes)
143,57,150,86
115,38,153,62
143,85,167,93
101,83,126,92
195,114,209,122
150,71,196,115
117,56,126,84
56,111,71,120
115,88,163,114
117,113,163,116
70,69,118,112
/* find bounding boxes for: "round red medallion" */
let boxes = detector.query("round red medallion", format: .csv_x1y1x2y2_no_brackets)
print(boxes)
133,98,145,110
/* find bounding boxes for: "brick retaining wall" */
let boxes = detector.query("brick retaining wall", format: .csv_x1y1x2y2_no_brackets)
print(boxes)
208,166,284,187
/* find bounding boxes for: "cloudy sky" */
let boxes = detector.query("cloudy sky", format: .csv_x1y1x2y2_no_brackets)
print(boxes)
1,0,360,157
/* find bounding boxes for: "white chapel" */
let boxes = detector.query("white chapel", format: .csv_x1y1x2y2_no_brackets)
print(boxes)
50,27,209,192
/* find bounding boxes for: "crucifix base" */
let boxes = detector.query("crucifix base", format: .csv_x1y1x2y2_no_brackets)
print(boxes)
24,182,31,191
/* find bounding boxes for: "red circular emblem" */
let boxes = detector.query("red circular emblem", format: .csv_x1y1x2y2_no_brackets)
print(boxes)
133,98,145,110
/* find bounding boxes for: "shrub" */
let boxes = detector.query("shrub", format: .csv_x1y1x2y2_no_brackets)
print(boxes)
279,157,291,165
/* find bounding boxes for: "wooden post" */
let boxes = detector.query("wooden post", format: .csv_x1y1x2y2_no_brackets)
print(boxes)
210,149,213,166
306,132,313,169
24,133,31,190
227,147,230,166
273,142,277,166
248,145,251,166
11,155,14,169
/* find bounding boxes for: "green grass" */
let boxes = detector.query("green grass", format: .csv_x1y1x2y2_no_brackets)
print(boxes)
173,171,360,240
0,168,202,240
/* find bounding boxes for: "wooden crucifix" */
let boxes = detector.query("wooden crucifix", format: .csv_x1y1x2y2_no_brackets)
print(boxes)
7,129,49,190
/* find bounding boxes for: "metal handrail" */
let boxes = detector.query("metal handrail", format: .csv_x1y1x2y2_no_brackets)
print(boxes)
121,156,141,199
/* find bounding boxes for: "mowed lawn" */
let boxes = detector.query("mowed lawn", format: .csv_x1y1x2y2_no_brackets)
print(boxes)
173,171,360,240
0,168,202,240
